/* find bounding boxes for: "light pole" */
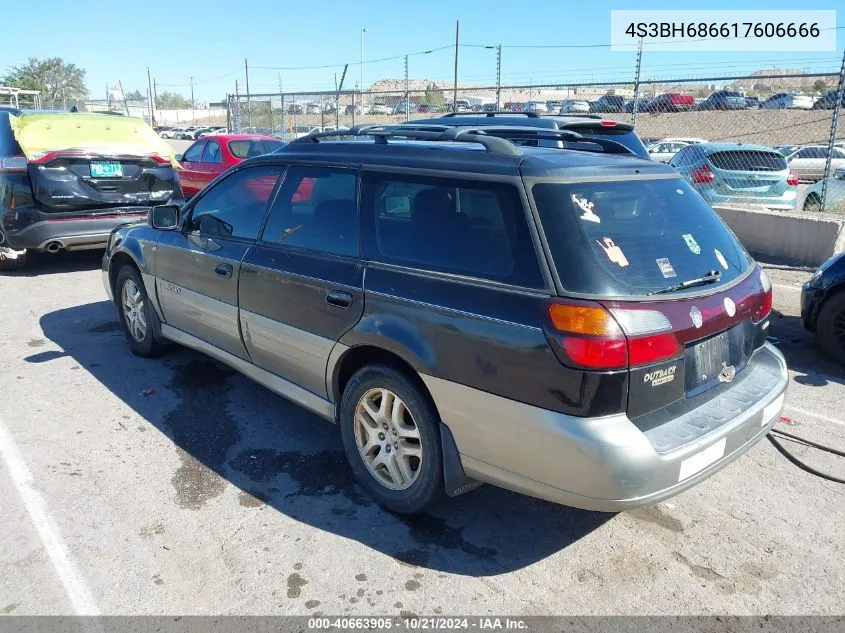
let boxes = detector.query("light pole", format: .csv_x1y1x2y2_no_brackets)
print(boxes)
360,28,367,103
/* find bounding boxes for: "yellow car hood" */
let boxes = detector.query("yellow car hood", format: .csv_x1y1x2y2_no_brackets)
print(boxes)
10,113,178,167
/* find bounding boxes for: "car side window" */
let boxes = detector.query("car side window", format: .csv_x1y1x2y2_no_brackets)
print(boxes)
183,141,205,163
188,165,284,240
362,172,544,288
202,140,222,164
261,166,358,257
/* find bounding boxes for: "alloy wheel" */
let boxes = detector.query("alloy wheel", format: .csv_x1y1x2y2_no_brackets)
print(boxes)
121,279,147,342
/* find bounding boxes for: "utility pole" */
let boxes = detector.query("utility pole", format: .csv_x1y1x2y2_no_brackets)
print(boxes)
153,79,158,112
336,65,348,130
190,76,195,122
821,47,845,212
404,55,410,122
453,20,460,111
146,67,155,126
631,37,644,127
360,28,367,105
496,45,502,111
244,58,251,129
234,80,239,133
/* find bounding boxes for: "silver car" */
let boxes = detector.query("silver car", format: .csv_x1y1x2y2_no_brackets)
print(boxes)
787,146,845,182
559,99,590,113
761,93,814,110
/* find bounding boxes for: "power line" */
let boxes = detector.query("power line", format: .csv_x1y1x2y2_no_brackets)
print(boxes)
252,44,454,72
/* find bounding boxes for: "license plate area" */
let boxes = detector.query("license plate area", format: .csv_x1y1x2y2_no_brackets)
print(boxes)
684,321,754,397
90,161,123,178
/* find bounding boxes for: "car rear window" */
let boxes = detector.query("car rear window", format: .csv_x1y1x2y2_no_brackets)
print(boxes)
228,139,284,159
532,178,751,296
708,150,786,171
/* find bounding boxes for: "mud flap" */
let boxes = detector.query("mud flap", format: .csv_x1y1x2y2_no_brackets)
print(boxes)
440,423,483,497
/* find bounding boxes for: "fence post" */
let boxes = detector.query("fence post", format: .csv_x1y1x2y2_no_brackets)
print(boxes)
631,37,643,127
280,93,285,139
352,92,356,127
820,48,845,213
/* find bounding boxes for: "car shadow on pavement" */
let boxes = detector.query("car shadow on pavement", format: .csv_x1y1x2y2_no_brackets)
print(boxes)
769,309,845,387
35,300,612,576
6,251,104,277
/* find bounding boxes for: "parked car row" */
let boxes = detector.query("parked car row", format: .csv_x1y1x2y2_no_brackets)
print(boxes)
157,125,227,140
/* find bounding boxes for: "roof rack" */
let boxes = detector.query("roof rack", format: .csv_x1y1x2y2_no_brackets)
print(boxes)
441,111,541,118
290,124,635,157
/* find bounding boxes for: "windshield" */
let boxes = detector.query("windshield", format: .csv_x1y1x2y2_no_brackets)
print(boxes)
531,178,751,296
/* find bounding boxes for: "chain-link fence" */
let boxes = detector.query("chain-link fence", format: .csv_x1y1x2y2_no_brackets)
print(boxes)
227,65,845,214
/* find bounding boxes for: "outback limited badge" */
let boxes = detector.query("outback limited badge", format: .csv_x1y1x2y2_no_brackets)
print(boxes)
643,365,677,387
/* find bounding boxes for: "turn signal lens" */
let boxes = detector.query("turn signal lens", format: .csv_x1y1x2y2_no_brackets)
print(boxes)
548,303,622,337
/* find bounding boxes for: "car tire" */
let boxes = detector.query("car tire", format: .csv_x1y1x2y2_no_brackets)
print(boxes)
115,265,167,358
0,248,28,272
339,364,444,514
803,193,822,212
817,292,845,365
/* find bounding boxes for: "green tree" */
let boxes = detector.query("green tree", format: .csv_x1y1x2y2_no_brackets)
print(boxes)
812,79,828,94
422,83,445,107
125,89,146,101
156,91,192,109
4,57,87,101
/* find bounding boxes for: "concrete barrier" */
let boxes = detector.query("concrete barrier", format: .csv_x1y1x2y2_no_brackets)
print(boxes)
713,205,845,267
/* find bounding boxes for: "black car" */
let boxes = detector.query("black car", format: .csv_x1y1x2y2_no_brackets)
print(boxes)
0,110,183,271
102,123,787,515
811,89,845,110
401,111,650,158
589,95,626,113
745,96,762,109
801,252,845,364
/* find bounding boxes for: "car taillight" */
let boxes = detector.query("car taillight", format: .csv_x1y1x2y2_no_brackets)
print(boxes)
545,301,682,370
149,154,172,164
756,267,772,321
691,165,715,184
599,120,617,127
0,155,28,173
787,170,799,187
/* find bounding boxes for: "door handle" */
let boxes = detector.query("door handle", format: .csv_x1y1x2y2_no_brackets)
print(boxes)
325,290,353,308
215,263,233,278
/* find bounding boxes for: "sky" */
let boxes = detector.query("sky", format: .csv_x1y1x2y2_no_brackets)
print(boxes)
3,0,843,102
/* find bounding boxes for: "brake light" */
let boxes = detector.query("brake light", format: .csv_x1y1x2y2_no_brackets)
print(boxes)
756,267,773,321
787,170,799,187
0,155,27,173
691,165,715,184
599,120,617,127
150,154,172,164
545,301,682,370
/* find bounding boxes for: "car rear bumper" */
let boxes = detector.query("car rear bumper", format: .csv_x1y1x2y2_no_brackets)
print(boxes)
2,210,150,251
424,343,788,511
699,189,797,211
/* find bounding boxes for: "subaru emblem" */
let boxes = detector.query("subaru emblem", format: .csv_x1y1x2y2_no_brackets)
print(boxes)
690,306,703,328
724,297,736,317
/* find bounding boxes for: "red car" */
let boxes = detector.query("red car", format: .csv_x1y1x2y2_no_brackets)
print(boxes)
176,134,284,197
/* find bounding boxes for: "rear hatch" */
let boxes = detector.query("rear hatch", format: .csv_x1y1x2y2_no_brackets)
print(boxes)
558,120,648,158
706,149,789,198
10,113,179,212
530,176,772,420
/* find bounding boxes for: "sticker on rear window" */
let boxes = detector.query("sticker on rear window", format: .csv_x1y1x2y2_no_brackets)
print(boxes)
596,237,628,267
572,194,601,223
656,258,677,278
682,233,701,255
714,248,729,270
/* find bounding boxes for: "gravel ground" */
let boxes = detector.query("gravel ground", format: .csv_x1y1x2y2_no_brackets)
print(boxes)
0,253,842,616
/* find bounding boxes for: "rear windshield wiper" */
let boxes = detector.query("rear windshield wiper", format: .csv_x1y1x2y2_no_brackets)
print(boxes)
649,270,721,295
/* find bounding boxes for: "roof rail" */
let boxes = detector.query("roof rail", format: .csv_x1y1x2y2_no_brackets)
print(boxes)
290,124,635,157
441,111,541,118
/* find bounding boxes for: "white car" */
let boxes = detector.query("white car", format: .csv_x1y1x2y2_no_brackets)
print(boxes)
524,101,548,113
761,93,814,110
368,104,391,115
559,100,590,113
661,137,708,144
796,166,845,212
305,103,321,115
647,140,692,163
787,146,845,181
161,127,186,139
198,127,227,138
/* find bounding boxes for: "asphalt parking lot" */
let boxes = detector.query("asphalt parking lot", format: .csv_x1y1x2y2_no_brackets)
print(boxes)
0,254,843,616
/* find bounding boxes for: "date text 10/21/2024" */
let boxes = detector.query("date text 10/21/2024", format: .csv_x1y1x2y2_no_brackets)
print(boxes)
307,617,529,630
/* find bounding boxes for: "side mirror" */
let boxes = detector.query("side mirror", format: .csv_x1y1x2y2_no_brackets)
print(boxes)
174,153,183,162
149,204,180,231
